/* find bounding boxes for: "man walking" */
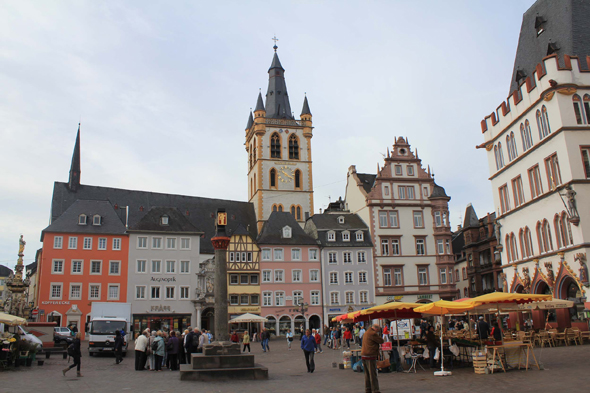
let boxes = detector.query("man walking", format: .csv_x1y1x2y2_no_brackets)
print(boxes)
134,330,149,371
301,329,317,373
361,324,384,393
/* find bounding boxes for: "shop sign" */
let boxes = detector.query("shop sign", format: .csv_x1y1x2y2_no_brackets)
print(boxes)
386,296,403,302
417,294,433,300
240,308,258,312
41,301,70,305
329,308,341,312
150,277,177,283
151,305,172,312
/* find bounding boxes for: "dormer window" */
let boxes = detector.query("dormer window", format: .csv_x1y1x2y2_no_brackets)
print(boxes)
92,215,101,226
342,231,350,242
356,231,364,241
161,215,169,226
338,216,345,224
535,16,546,36
78,214,87,225
546,42,559,56
283,226,292,238
327,231,336,242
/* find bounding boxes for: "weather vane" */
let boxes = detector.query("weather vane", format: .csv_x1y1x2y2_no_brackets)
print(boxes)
272,35,279,52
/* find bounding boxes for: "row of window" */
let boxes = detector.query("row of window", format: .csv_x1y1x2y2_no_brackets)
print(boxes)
269,204,304,221
77,214,102,226
260,248,319,261
505,213,572,262
135,285,190,300
261,269,320,283
136,236,191,250
328,271,368,285
325,230,364,242
52,259,122,275
229,252,254,263
379,237,450,257
262,290,320,306
50,282,121,301
230,294,260,306
393,164,415,177
378,210,448,229
493,105,551,170
53,236,121,251
382,266,453,287
136,259,191,274
269,132,300,160
327,251,367,264
381,184,431,200
229,274,259,285
498,152,562,214
329,290,370,306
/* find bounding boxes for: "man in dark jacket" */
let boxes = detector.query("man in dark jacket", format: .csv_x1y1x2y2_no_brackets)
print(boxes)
301,329,317,373
361,324,384,393
185,328,200,363
62,333,82,377
168,331,180,371
476,317,490,340
114,330,124,364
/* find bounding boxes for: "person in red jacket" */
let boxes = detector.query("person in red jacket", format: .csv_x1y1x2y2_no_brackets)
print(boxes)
314,329,323,353
343,327,353,348
382,324,389,342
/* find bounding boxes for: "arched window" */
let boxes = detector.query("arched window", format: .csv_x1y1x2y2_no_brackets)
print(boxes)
497,142,505,167
249,149,252,169
296,206,301,220
250,178,253,198
519,229,527,258
510,131,518,159
290,205,296,216
536,222,544,253
509,233,519,261
583,95,590,124
253,144,257,163
542,219,553,252
271,133,281,158
289,134,299,160
278,204,283,212
270,168,277,188
536,109,544,138
506,234,513,262
525,226,534,256
556,212,571,247
542,106,551,135
294,169,301,189
573,95,585,124
272,204,277,212
506,135,513,161
494,145,500,170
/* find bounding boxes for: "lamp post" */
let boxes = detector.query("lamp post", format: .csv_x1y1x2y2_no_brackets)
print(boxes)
294,301,309,333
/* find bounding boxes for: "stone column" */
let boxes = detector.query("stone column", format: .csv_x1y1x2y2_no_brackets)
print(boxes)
211,209,231,342
196,306,202,330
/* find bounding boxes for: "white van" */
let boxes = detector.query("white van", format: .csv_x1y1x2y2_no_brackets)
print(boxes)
1,323,43,349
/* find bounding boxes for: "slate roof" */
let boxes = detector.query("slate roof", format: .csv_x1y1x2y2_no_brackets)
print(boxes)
509,0,590,93
301,96,311,116
356,173,376,194
231,224,251,237
43,199,127,237
254,92,265,112
257,212,316,245
49,182,258,254
26,261,37,275
128,207,202,234
264,52,293,120
306,213,373,248
246,111,254,130
463,204,479,228
0,265,13,277
429,182,449,199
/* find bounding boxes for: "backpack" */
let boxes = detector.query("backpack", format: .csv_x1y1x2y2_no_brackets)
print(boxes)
67,343,75,357
151,339,158,351
192,333,200,348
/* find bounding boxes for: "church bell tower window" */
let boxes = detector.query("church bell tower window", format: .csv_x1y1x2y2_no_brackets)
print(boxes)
271,133,281,158
289,134,299,160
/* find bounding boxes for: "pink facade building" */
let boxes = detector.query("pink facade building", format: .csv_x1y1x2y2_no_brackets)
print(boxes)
258,212,323,336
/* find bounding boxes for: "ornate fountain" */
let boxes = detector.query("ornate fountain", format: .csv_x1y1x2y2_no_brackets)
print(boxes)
3,236,31,318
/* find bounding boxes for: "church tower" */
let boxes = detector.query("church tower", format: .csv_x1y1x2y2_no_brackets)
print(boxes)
246,44,314,231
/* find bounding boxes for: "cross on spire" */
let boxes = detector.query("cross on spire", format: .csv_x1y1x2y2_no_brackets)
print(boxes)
272,35,279,52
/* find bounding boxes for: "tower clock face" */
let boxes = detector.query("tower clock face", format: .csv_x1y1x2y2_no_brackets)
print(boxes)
278,166,294,183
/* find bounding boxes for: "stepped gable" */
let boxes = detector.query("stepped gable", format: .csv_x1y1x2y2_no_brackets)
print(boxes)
257,211,316,245
50,182,257,254
479,54,590,140
42,199,126,238
129,207,201,233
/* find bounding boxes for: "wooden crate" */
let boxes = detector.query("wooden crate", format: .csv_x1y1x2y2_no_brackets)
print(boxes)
473,354,487,374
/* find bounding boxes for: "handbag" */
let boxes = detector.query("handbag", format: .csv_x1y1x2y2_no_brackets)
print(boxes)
422,347,430,359
433,347,440,360
288,336,293,342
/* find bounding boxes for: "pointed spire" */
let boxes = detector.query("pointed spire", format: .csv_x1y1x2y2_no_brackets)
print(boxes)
427,165,431,177
68,123,81,192
254,92,265,112
415,148,419,159
246,111,254,130
264,50,293,120
387,147,390,158
301,95,311,116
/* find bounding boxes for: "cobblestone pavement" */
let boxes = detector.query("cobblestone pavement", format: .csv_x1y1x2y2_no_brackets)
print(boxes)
1,340,589,393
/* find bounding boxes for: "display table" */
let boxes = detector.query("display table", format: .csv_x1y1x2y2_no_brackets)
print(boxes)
486,342,539,374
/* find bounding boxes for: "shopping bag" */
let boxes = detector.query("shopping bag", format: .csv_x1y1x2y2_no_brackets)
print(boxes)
422,347,430,359
433,347,440,360
450,344,460,356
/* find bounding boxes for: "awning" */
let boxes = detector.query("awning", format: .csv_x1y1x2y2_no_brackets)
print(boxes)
0,312,28,326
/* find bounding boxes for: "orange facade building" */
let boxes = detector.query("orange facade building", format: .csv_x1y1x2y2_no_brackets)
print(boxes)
38,200,129,338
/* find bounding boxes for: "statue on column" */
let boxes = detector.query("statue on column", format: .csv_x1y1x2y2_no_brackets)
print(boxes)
500,273,508,293
522,267,531,294
545,262,555,288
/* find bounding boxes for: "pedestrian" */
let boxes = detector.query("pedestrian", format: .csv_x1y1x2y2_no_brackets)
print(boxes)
261,328,270,352
179,331,186,365
299,326,304,341
426,326,438,369
231,331,240,344
420,319,428,339
62,332,82,377
167,330,180,371
71,324,78,335
114,330,124,365
286,328,294,350
134,330,149,371
343,327,352,348
359,325,366,348
361,324,384,393
198,328,209,352
301,329,316,373
147,331,156,370
491,320,503,344
162,331,169,369
333,326,341,350
242,330,251,353
153,331,165,371
314,329,323,353
184,328,194,364
323,325,330,346
354,325,360,344
476,316,490,341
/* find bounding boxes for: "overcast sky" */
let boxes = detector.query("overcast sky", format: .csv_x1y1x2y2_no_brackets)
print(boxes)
0,0,535,270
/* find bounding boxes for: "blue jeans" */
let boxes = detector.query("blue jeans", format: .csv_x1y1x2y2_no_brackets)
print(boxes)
262,339,269,351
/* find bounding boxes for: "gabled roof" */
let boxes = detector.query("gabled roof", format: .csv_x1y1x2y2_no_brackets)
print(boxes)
43,199,126,238
463,204,479,228
356,173,376,194
129,207,202,234
308,213,368,231
257,212,316,245
306,213,373,248
230,223,251,237
0,264,13,277
429,182,450,199
49,182,257,254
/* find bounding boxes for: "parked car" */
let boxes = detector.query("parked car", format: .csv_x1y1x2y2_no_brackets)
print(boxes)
53,327,74,346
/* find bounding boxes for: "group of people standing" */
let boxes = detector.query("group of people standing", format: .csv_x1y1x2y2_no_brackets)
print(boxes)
134,327,213,371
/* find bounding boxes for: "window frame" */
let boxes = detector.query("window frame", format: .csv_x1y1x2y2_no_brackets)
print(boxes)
50,283,63,300
107,284,120,300
413,211,424,228
53,236,63,249
89,283,101,300
68,236,78,250
52,259,64,274
109,260,121,276
71,260,83,275
90,260,102,275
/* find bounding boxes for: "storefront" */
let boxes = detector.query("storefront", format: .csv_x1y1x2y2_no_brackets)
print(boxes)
133,313,192,334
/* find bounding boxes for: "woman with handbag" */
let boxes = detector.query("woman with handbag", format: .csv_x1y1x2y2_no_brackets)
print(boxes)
286,329,294,350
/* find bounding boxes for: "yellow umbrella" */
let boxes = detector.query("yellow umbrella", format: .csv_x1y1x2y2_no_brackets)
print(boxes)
470,292,552,306
414,300,476,377
360,302,423,352
0,312,28,326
